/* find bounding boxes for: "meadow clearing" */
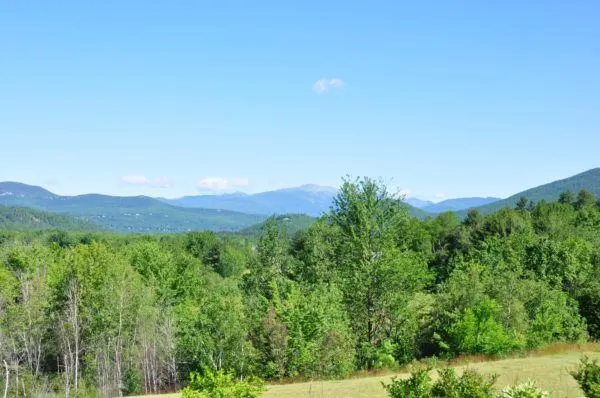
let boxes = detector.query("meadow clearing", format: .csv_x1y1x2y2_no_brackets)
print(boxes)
135,345,600,398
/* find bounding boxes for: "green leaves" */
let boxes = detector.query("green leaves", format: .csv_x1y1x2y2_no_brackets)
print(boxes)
570,356,600,398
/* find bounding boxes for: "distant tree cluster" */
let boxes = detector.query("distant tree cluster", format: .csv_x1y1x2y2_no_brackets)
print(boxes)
1,179,599,396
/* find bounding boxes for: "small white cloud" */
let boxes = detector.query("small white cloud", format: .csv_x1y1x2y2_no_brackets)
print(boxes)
196,177,250,192
435,193,446,199
121,174,172,188
313,78,345,94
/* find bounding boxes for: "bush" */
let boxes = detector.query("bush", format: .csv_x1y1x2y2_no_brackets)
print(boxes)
450,298,522,356
182,368,264,398
499,380,549,398
382,366,432,398
122,367,143,395
382,366,497,398
432,368,497,398
359,340,399,370
181,388,210,398
571,356,600,398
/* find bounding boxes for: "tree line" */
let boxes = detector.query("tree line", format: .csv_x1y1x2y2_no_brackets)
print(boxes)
0,178,599,396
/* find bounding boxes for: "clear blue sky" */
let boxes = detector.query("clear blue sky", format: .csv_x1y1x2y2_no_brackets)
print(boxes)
1,1,599,200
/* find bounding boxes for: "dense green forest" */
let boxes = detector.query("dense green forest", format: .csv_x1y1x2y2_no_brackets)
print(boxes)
0,205,102,231
1,177,599,397
466,168,600,215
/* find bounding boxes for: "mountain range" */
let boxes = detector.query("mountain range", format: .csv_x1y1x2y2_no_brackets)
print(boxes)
1,167,599,233
407,197,501,213
160,186,499,218
0,182,264,233
159,184,338,217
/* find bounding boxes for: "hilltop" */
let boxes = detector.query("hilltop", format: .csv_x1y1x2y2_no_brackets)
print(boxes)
470,168,600,215
421,197,500,213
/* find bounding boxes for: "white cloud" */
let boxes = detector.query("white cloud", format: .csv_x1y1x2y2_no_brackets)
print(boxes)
196,177,250,192
121,174,172,188
435,193,446,199
313,78,345,94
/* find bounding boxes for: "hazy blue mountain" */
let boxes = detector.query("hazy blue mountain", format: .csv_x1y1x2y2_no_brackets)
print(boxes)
422,197,501,213
466,168,600,215
0,182,265,233
405,198,435,208
161,184,338,217
162,184,430,219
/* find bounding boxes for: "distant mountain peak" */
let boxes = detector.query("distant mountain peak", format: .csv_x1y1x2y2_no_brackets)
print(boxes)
0,181,56,197
279,184,338,193
405,197,435,208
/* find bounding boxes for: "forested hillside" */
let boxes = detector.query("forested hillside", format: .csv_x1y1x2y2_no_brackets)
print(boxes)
239,213,316,237
0,205,102,231
1,177,599,397
0,182,265,232
160,185,337,216
422,196,500,213
470,168,600,215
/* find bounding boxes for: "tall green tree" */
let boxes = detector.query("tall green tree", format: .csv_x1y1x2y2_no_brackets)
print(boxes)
329,177,430,367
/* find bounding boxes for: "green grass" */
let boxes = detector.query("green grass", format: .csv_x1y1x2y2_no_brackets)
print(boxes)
265,350,600,398
132,346,600,398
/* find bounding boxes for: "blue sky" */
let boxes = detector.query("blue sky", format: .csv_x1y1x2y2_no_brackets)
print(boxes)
1,1,599,200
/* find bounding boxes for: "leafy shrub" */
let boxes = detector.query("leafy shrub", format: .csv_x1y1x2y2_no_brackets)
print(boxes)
359,340,399,370
182,368,264,398
181,388,210,398
570,356,600,398
450,298,522,356
382,366,497,398
382,366,432,398
498,380,549,398
432,368,497,398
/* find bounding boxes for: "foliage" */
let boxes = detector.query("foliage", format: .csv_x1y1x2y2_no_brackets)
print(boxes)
432,368,497,398
449,297,522,356
498,380,549,398
1,177,600,395
570,356,600,398
467,168,600,216
182,368,264,398
382,366,497,398
382,366,433,398
240,214,316,237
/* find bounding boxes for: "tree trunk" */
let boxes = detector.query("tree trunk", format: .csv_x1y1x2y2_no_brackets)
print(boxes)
3,360,10,398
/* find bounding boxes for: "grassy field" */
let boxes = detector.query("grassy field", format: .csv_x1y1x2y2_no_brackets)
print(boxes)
264,349,600,398
137,346,600,398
